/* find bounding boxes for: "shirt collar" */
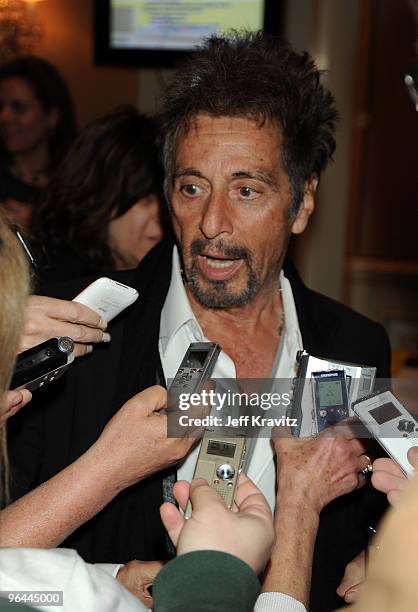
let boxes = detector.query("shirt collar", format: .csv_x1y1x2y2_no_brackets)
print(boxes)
160,246,203,356
280,271,303,351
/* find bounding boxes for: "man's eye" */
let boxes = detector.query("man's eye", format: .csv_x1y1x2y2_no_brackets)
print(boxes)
239,186,258,198
180,184,201,196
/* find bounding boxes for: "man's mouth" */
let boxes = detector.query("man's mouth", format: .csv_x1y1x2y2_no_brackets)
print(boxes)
197,254,244,280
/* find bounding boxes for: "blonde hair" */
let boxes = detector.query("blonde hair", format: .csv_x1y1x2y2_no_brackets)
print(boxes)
0,211,30,507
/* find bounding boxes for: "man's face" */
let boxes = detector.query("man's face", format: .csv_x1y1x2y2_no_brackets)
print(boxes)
169,115,312,309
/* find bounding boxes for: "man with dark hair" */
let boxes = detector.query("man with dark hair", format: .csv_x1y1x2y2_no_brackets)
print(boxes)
10,32,390,612
160,32,337,221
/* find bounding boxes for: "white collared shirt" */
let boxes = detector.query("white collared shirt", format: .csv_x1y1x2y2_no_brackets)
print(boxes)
159,246,304,512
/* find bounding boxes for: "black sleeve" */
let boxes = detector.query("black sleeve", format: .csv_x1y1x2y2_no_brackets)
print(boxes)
7,397,45,500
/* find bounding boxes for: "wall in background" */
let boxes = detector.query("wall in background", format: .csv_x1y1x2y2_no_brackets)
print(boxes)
343,0,418,349
137,68,172,114
285,0,360,302
31,0,138,127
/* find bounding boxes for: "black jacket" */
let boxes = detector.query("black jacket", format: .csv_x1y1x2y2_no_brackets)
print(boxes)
8,238,391,612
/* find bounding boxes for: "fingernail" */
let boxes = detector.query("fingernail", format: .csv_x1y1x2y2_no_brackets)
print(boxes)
86,345,93,354
99,318,108,330
103,333,111,343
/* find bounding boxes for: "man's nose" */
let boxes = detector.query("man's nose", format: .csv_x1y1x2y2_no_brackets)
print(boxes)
199,191,233,239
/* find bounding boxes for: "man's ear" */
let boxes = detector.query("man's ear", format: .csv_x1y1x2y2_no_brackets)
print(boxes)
291,176,318,235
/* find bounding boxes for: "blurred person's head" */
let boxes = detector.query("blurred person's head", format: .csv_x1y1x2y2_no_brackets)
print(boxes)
32,106,165,271
0,211,30,507
0,56,76,171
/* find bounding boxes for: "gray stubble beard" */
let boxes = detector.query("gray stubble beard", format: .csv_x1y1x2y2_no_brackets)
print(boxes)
184,239,262,309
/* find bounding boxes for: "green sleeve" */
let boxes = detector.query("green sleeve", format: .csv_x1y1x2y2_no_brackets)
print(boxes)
0,600,36,611
153,550,260,612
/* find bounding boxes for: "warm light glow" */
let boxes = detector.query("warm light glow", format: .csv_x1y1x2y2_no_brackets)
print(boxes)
0,0,45,58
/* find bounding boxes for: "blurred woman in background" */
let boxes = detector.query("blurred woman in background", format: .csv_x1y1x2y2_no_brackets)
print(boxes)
0,56,76,232
31,106,166,282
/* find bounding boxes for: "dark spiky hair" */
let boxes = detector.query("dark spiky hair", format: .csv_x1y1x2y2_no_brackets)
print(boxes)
160,31,338,214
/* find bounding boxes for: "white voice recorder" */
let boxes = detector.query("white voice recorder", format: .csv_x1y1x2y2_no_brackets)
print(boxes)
353,390,418,477
73,277,139,323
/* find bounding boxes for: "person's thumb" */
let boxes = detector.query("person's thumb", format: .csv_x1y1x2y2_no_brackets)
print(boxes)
160,503,184,547
127,386,168,416
407,445,418,468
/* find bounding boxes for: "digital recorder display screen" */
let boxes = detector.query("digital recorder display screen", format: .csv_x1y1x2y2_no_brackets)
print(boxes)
185,350,207,368
369,402,401,425
110,0,265,51
207,440,236,458
318,380,343,407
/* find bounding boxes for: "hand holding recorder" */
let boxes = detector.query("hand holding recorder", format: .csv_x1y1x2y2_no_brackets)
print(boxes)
160,473,274,575
20,278,138,358
372,450,418,506
0,385,199,549
353,389,418,478
92,386,199,489
20,295,110,357
15,278,138,391
273,422,370,514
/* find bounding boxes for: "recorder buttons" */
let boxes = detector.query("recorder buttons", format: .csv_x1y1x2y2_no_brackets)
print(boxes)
58,337,75,354
398,419,415,434
216,464,235,481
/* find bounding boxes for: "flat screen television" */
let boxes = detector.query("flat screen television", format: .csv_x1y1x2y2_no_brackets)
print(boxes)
95,0,284,67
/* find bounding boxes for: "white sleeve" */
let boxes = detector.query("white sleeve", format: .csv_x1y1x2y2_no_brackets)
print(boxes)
254,592,307,612
0,548,146,612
